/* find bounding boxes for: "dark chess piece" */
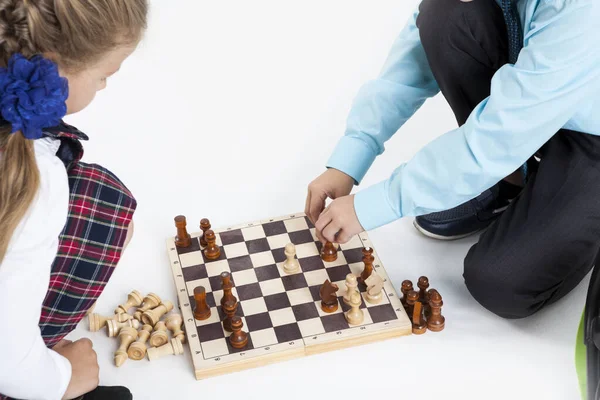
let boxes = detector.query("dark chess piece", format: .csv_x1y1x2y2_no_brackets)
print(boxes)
424,288,438,319
229,316,248,349
222,299,238,332
427,291,445,332
360,247,374,282
417,276,429,304
320,241,337,262
401,280,413,311
203,230,221,260
193,286,211,321
220,271,237,308
200,218,211,247
406,290,419,320
174,215,191,247
320,279,339,313
411,299,427,335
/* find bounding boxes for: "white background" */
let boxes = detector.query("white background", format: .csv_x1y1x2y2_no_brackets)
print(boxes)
64,0,588,399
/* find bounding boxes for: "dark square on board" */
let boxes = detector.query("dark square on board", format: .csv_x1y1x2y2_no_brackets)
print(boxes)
255,264,280,282
226,333,254,354
271,248,286,263
339,295,366,313
264,293,291,311
182,264,208,281
292,303,319,321
262,221,287,237
321,313,349,333
245,312,273,331
201,247,227,264
196,322,225,342
219,229,244,246
299,256,325,272
304,216,315,229
209,274,235,292
236,282,263,301
342,247,364,264
326,265,353,283
281,274,309,291
246,238,270,254
274,323,303,343
368,304,398,324
308,285,322,302
229,255,253,272
174,237,201,255
289,230,314,245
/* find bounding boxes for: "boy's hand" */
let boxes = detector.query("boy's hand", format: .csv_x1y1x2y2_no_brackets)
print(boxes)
54,338,100,400
315,194,364,244
305,168,355,225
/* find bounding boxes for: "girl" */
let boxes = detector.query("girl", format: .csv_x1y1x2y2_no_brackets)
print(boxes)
0,1,148,399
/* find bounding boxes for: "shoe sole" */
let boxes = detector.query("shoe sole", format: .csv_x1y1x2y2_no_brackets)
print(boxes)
412,219,482,241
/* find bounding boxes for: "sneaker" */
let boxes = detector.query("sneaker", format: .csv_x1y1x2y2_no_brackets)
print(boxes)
80,386,133,400
413,180,522,240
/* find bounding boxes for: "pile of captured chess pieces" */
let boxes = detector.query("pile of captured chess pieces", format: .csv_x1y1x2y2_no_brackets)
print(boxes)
400,276,445,334
87,291,185,366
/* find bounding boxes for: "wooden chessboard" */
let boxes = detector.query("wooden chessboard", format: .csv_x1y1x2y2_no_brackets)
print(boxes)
166,212,412,380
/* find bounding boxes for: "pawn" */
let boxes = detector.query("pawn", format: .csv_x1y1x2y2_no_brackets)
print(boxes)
150,321,169,347
142,300,174,326
200,218,211,247
229,316,248,349
89,312,131,332
106,318,140,338
115,290,144,315
282,243,300,274
320,241,337,262
401,280,413,310
147,337,184,361
417,276,430,304
134,293,162,321
222,299,238,332
343,274,358,305
344,292,364,325
193,286,211,321
114,327,138,367
203,230,221,260
427,291,445,332
127,324,152,361
174,215,191,248
360,247,374,282
165,313,185,344
424,288,438,319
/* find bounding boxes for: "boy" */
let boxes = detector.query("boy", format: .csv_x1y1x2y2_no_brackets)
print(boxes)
305,0,600,319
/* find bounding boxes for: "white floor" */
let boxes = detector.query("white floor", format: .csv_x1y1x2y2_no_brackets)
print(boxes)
64,1,588,398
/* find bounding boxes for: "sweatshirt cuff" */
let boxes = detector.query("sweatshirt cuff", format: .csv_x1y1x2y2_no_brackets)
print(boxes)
326,136,377,185
354,180,401,231
49,350,72,398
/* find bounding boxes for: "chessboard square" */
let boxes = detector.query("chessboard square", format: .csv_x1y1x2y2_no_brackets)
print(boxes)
281,274,309,291
304,216,315,229
304,269,330,287
327,265,353,283
201,338,229,359
216,301,244,320
232,268,258,286
175,237,201,255
246,238,270,254
355,309,374,326
226,332,254,354
197,321,225,342
288,230,314,245
240,297,268,316
249,328,278,348
266,233,292,250
236,283,263,301
325,252,348,268
298,318,325,337
274,323,303,343
310,228,318,241
201,246,227,264
205,259,230,277
292,302,319,321
255,264,280,282
299,255,325,272
185,277,211,296
348,262,365,277
212,288,239,307
308,285,322,302
295,242,319,258
321,313,350,332
219,229,244,245
209,274,236,292
339,235,364,250
342,247,364,264
182,264,208,282
264,292,291,311
269,307,296,327
241,225,266,241
222,242,249,259
228,255,253,272
368,304,398,323
284,217,309,232
263,220,287,236
286,287,313,306
179,251,205,268
315,300,342,317
245,312,273,331
271,248,286,264
250,252,276,269
195,306,221,326
259,278,285,297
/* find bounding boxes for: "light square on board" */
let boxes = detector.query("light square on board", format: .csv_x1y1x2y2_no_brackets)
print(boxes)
232,269,258,286
222,242,249,259
351,309,375,327
179,251,205,268
286,287,313,306
250,328,278,348
295,242,319,258
250,251,276,268
241,225,266,241
201,338,229,359
259,278,286,296
267,233,291,250
348,262,365,276
195,306,221,326
185,277,211,295
339,235,364,250
323,252,348,268
205,259,230,277
283,217,308,233
269,307,296,327
240,297,268,316
297,318,326,337
304,269,330,287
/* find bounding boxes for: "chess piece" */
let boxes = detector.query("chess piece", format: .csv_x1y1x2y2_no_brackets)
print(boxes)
147,337,184,361
150,321,169,347
424,288,438,319
133,293,162,321
320,279,339,313
142,300,174,326
343,274,358,305
165,314,186,343
401,280,413,311
127,324,152,361
115,290,144,314
282,243,300,274
345,292,364,325
360,247,374,282
222,300,238,332
114,326,138,367
417,276,429,304
85,301,96,316
411,299,427,335
193,286,211,320
320,241,337,262
174,215,191,247
365,272,384,304
229,316,248,349
106,318,140,338
200,218,211,247
203,230,221,260
405,291,419,324
427,291,445,332
220,272,237,307
88,312,131,332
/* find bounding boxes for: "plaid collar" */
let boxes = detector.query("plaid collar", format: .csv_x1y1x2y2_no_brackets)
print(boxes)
43,120,89,141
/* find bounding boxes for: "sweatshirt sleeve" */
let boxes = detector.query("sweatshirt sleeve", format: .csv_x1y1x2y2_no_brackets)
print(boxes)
0,140,71,400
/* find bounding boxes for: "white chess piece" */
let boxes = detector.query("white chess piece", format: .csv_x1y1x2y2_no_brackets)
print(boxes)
343,273,359,305
345,292,364,325
365,272,384,304
283,243,300,274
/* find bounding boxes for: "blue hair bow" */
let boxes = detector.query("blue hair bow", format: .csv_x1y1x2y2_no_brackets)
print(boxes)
0,53,68,140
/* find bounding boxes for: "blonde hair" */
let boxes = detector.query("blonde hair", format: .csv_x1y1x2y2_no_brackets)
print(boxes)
0,0,148,262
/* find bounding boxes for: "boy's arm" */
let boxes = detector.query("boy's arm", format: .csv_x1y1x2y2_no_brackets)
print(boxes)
325,4,440,185
353,0,600,231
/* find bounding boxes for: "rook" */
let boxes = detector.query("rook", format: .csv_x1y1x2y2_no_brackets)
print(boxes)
174,215,191,248
193,286,211,320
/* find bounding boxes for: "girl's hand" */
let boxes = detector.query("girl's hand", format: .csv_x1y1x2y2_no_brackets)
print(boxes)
315,194,364,244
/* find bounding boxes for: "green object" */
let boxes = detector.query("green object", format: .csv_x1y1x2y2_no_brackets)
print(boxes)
577,308,587,399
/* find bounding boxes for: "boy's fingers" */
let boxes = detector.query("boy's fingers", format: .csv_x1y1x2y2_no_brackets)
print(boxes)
308,193,327,225
336,229,352,245
322,221,340,243
314,207,332,234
